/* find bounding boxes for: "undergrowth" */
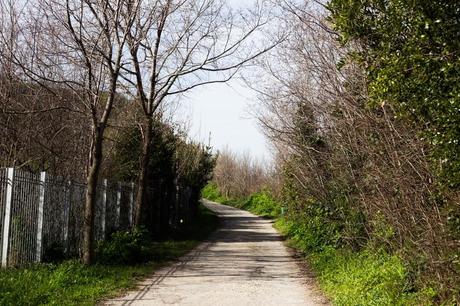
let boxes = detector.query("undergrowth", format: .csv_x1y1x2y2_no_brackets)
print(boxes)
0,203,218,306
203,183,441,305
276,218,438,306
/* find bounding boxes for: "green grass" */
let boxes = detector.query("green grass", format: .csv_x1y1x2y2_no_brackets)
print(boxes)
0,204,219,306
275,218,437,306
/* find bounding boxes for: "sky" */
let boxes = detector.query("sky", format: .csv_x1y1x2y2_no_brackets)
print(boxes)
173,0,272,162
174,80,271,161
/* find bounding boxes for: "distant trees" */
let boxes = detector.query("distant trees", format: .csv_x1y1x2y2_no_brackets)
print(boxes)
211,148,275,199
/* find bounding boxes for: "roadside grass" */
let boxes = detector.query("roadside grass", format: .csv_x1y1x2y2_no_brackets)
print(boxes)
202,183,438,306
275,218,437,306
0,203,218,306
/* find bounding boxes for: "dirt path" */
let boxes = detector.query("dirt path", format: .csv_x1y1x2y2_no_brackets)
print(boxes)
105,200,328,306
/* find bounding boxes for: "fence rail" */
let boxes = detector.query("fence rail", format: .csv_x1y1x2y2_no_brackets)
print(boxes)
0,168,136,267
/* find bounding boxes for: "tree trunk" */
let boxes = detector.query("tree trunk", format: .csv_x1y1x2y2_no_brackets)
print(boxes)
134,116,153,227
82,126,103,265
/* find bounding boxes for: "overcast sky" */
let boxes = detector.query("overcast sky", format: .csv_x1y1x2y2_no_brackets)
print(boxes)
173,0,272,162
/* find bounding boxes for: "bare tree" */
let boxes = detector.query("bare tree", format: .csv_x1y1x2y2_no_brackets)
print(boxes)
212,147,272,199
122,0,279,226
0,0,136,264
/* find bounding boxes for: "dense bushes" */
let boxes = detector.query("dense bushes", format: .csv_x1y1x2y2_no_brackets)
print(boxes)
107,118,216,236
241,192,281,218
329,0,460,187
326,0,460,300
97,228,152,265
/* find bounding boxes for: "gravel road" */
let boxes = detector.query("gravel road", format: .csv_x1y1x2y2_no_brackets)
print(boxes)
105,200,328,306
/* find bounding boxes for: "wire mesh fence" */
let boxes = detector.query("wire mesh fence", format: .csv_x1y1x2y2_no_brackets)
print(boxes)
0,168,136,267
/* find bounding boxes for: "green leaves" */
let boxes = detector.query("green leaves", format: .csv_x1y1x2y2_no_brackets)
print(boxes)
329,0,460,187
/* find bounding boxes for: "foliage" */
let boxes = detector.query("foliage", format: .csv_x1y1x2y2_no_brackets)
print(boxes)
108,119,216,234
241,191,280,218
201,183,224,202
109,119,176,183
328,0,460,188
96,227,152,265
175,139,216,192
109,117,216,193
323,1,460,300
201,183,244,206
202,183,280,218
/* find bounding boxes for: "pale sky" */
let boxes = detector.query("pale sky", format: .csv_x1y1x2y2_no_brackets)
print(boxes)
175,80,271,161
173,0,272,162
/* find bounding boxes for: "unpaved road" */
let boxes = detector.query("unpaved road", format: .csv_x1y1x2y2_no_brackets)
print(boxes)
105,201,328,306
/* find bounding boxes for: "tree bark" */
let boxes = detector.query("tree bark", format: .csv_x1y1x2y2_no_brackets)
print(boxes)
82,126,103,265
134,116,153,227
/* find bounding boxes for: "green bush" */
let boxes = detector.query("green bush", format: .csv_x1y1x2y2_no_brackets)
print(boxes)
201,183,246,206
242,191,280,218
201,183,223,202
202,185,281,218
276,216,341,253
328,0,460,187
96,227,152,265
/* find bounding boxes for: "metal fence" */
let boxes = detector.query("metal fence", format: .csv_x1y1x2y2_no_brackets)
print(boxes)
0,168,136,267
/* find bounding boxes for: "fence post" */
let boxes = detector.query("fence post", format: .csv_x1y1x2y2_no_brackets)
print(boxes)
129,182,134,228
101,179,107,239
63,180,71,253
2,168,14,267
115,182,121,229
35,171,46,263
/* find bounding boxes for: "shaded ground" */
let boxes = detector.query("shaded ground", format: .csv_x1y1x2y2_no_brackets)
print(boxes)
104,200,328,306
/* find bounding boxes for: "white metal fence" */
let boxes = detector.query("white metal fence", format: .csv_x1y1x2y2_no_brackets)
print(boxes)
0,168,136,267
